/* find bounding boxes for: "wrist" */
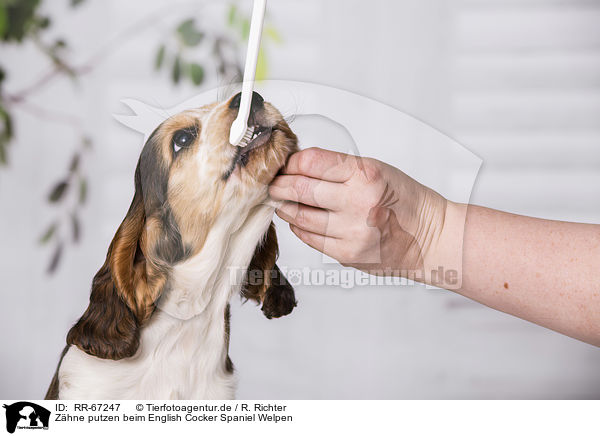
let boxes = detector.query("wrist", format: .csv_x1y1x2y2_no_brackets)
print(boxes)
422,200,468,290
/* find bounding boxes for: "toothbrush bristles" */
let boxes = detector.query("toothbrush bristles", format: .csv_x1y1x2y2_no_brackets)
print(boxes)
238,126,255,147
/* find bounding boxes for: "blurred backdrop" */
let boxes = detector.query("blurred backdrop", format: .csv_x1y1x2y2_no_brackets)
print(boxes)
1,0,599,399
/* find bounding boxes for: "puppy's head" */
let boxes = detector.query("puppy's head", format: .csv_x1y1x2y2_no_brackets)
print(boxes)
153,91,298,254
67,93,298,360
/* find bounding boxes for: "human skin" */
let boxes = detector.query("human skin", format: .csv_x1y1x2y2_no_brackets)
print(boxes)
268,147,600,347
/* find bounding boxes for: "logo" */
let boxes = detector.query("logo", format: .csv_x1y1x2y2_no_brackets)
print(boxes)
3,402,50,434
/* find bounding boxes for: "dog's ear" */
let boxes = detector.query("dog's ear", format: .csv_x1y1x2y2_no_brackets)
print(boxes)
242,222,297,319
67,164,167,360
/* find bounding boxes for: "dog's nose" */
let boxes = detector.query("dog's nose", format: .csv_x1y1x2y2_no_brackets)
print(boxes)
229,91,264,114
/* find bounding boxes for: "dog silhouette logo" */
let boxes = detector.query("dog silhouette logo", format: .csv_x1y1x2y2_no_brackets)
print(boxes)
3,402,50,434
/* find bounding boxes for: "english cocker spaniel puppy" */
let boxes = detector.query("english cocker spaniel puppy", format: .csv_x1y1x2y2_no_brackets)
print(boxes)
45,92,298,399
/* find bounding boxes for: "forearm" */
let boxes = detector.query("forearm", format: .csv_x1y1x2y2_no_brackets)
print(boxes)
439,202,600,346
269,148,600,345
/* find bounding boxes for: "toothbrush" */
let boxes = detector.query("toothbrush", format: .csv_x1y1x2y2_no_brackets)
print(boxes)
229,0,268,147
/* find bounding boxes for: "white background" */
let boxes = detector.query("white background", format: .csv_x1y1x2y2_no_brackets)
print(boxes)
1,0,599,399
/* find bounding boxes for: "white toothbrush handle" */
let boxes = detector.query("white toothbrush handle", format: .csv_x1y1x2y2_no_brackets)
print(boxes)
229,0,267,146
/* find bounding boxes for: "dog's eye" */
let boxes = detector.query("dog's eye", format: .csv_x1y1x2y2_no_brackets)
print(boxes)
173,129,196,153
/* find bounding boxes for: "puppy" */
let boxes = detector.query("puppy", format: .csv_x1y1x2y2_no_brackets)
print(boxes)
45,92,298,399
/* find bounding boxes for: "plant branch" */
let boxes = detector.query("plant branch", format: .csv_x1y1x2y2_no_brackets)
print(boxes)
8,3,179,103
10,99,84,129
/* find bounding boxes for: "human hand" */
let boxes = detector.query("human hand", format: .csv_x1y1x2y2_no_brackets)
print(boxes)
269,148,449,278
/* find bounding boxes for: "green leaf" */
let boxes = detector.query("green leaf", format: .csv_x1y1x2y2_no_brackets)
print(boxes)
188,63,204,86
177,18,203,47
78,178,87,204
172,56,182,84
0,6,7,39
71,213,80,243
255,49,268,81
54,38,66,49
47,242,63,274
227,4,237,27
155,44,166,70
0,141,6,165
36,15,50,29
71,0,86,7
82,136,92,149
265,26,282,44
240,18,250,40
5,111,12,138
2,0,42,42
48,180,69,203
177,18,194,33
0,105,12,139
69,153,80,173
39,222,57,244
0,106,10,164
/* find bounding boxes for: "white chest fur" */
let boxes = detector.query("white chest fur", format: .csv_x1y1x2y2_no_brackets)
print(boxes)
58,308,235,399
58,204,274,400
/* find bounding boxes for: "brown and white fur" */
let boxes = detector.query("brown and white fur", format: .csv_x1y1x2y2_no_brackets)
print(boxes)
45,92,298,400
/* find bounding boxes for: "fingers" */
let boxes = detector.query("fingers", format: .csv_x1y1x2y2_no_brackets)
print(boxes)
269,175,345,210
289,224,341,256
276,202,343,238
282,147,361,183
